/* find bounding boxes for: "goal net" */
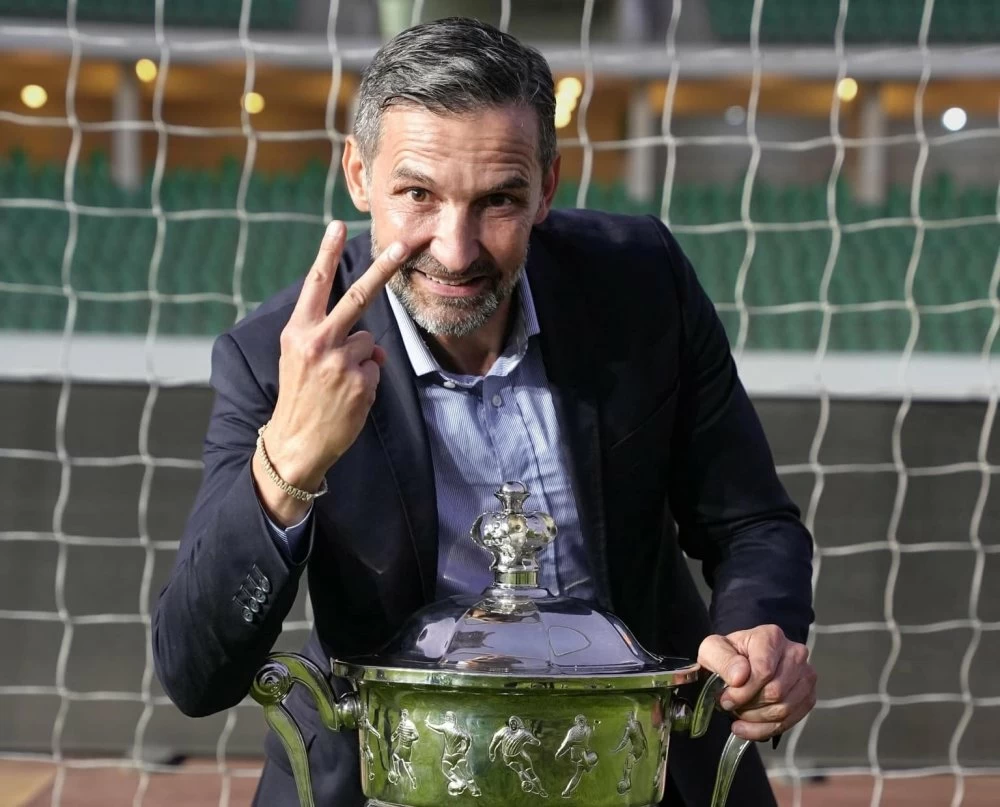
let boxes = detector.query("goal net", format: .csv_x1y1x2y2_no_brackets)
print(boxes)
1,0,998,805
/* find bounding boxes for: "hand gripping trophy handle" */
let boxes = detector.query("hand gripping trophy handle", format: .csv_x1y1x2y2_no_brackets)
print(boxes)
250,653,359,807
670,672,754,807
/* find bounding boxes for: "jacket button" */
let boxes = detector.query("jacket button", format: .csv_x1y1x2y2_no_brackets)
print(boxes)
253,589,267,603
241,608,254,623
259,576,272,594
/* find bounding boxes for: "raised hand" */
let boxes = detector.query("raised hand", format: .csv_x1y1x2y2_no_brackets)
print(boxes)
252,220,409,526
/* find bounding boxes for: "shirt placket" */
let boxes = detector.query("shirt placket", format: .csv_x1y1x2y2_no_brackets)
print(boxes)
480,372,561,595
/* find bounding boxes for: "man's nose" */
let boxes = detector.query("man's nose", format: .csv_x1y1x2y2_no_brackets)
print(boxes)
429,207,480,273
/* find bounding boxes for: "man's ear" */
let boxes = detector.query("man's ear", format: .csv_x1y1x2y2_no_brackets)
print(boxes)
342,135,370,213
533,153,561,225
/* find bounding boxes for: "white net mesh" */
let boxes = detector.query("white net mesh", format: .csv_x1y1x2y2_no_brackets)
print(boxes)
1,0,1000,805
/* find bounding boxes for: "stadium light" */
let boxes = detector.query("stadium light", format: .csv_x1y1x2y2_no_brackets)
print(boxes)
557,76,583,101
243,92,265,114
554,76,582,129
554,104,573,129
135,59,158,83
836,77,859,102
20,84,47,109
942,106,967,132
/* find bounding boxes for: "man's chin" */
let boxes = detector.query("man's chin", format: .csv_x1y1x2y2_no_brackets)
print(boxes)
411,307,492,337
396,286,492,332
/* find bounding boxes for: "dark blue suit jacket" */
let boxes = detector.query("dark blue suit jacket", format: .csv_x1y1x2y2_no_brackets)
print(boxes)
153,209,813,806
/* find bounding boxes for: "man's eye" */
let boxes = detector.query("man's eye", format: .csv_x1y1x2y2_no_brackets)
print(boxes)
486,194,512,208
407,188,428,202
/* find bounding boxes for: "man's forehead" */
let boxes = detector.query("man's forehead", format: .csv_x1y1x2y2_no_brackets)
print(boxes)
376,104,539,165
388,162,532,192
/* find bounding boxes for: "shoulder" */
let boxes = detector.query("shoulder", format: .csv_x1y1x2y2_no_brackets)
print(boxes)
530,208,692,332
533,207,670,259
532,208,685,297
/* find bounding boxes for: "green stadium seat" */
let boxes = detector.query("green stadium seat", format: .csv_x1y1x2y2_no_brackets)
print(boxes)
958,308,994,353
6,148,1000,352
708,0,1000,44
748,313,779,351
790,311,822,352
0,0,297,29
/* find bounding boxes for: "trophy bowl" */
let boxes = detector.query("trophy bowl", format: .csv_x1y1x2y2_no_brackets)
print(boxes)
251,482,751,807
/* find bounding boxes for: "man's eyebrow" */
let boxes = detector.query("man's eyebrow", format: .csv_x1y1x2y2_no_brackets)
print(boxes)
483,176,530,194
390,166,436,186
390,168,531,195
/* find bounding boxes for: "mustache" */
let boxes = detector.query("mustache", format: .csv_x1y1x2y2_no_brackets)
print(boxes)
399,250,500,282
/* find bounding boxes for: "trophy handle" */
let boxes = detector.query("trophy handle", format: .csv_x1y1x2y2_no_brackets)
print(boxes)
672,672,753,807
250,652,359,807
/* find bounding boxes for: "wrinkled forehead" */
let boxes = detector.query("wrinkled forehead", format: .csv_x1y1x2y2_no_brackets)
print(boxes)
372,104,541,183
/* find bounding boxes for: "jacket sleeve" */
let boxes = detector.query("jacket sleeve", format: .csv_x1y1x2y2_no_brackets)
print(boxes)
152,331,314,717
652,216,815,645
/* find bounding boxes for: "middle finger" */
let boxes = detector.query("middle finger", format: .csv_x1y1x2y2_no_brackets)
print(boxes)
323,240,410,343
338,330,379,364
732,672,814,725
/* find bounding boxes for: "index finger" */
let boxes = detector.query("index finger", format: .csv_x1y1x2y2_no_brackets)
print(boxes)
325,239,409,341
721,632,785,710
291,220,347,323
698,634,751,689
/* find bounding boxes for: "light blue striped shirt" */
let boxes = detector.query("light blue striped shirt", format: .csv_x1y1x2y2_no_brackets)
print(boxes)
386,277,593,600
266,277,594,602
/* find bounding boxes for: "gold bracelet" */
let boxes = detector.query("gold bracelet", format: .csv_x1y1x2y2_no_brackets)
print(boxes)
256,422,328,502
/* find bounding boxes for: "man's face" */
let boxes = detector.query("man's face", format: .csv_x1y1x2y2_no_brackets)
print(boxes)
347,104,557,338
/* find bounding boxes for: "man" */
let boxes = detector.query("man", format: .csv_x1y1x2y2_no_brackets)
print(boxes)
387,709,419,789
614,710,648,794
152,16,816,806
424,711,480,796
489,715,547,797
555,714,599,797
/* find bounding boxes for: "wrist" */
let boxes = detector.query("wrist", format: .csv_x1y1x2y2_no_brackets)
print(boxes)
260,423,328,493
252,449,315,528
252,422,329,528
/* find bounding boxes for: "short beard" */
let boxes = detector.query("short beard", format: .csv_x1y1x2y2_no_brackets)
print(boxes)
372,234,525,338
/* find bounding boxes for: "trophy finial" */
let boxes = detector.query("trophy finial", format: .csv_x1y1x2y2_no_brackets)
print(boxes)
471,481,557,588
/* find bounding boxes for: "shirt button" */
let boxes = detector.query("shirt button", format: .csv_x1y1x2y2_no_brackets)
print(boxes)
443,380,457,389
491,393,503,407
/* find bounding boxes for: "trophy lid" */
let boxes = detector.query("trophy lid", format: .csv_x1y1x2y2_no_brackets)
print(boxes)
333,482,698,687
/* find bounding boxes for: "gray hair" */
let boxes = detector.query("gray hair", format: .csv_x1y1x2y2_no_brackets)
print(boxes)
354,17,557,171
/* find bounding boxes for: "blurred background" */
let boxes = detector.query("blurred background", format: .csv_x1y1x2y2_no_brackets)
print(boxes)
1,0,999,804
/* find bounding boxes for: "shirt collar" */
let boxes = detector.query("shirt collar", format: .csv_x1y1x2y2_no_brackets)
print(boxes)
385,271,540,382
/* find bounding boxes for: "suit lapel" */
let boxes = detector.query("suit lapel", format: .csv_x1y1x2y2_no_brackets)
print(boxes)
527,235,613,609
339,235,439,604
336,230,612,609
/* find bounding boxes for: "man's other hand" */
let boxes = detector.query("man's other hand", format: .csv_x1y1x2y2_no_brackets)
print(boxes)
697,624,817,742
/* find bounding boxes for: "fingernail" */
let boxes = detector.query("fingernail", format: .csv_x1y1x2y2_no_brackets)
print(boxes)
325,221,344,241
388,242,406,261
720,697,735,712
